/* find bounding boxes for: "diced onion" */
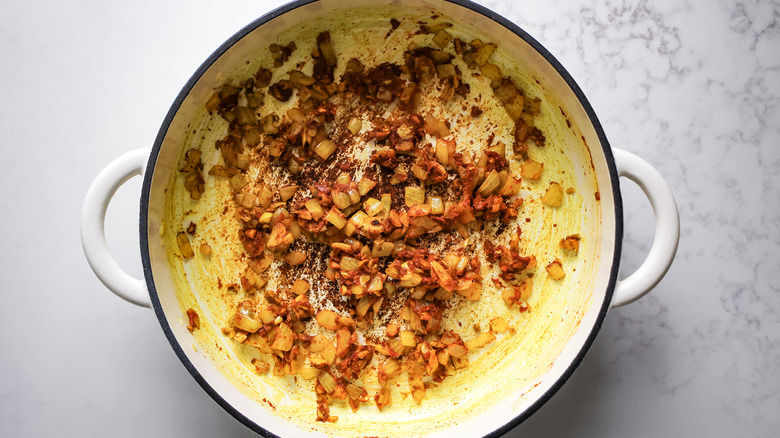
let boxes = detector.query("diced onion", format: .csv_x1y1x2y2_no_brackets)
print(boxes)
348,117,363,134
300,365,321,380
489,317,510,333
363,198,384,217
429,197,444,215
346,383,364,400
520,159,543,180
271,323,294,351
546,259,566,280
177,232,194,259
405,186,425,207
541,182,564,207
436,63,456,78
357,177,377,196
372,242,395,257
423,116,450,138
318,372,337,393
356,296,372,317
473,43,496,66
315,310,340,330
292,279,310,295
286,107,306,122
325,207,348,229
304,199,325,219
340,256,361,271
400,331,417,347
447,343,468,358
314,139,337,160
432,29,453,49
278,185,298,201
229,173,248,191
332,191,353,209
282,251,307,266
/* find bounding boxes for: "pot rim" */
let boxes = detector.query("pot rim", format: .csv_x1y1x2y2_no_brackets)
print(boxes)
139,0,623,436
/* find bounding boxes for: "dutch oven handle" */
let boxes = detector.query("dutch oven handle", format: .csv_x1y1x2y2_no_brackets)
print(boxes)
81,148,151,308
611,148,680,307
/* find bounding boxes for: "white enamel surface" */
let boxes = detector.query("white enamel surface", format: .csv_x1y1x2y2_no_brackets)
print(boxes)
611,148,680,307
81,148,152,308
2,0,778,437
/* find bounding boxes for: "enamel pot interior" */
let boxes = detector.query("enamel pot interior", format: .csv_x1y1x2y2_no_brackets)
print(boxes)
141,0,621,436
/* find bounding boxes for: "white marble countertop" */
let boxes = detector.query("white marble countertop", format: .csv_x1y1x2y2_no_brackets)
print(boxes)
1,0,778,436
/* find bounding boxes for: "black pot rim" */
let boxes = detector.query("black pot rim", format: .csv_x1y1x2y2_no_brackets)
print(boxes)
139,1,623,436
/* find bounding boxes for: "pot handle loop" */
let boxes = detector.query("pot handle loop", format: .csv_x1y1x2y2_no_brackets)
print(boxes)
611,148,679,307
81,148,151,308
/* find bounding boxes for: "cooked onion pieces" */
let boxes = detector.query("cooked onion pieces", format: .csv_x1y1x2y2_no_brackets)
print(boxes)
186,17,562,421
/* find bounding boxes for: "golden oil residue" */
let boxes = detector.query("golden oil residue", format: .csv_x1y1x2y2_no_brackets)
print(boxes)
161,5,600,437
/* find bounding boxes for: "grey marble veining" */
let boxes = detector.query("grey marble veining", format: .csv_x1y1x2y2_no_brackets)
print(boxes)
483,0,780,436
0,0,777,436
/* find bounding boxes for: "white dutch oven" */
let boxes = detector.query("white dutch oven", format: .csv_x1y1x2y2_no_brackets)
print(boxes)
81,0,679,436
